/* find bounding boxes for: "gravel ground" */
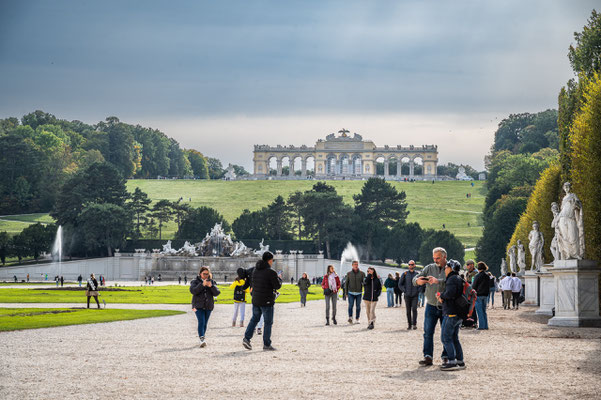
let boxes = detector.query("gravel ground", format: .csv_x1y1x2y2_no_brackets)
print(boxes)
1,295,600,400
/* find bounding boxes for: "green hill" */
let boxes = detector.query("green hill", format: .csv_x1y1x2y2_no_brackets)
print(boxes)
1,180,485,247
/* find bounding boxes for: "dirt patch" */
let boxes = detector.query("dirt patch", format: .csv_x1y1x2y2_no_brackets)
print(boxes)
7,310,78,317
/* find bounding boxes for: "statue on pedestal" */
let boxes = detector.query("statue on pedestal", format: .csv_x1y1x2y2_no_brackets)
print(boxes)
517,239,526,274
550,202,561,263
508,245,517,273
557,182,585,260
528,221,544,272
500,258,507,275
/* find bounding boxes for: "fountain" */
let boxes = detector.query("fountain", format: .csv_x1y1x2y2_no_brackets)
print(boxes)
339,242,360,276
51,225,63,277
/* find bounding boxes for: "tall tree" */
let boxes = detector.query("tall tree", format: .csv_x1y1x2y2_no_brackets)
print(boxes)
185,149,210,179
265,195,292,240
79,203,132,256
568,10,601,78
287,191,304,240
176,206,230,241
232,209,268,239
353,178,409,259
150,200,174,240
127,187,151,239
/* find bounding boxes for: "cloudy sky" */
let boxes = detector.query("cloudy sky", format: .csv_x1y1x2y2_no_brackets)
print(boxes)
0,1,597,170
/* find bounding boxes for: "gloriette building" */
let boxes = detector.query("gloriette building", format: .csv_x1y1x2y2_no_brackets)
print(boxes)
253,129,438,180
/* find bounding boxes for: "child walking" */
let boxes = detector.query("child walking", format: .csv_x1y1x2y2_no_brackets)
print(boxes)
230,269,249,327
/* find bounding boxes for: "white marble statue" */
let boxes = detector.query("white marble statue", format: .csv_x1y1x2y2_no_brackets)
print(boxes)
528,221,544,272
550,202,561,263
161,240,177,255
517,239,526,274
231,241,250,257
253,239,270,256
500,258,507,276
178,241,197,257
508,245,517,273
557,182,585,260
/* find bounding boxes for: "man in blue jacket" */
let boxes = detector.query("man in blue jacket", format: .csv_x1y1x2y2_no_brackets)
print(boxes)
436,260,466,371
399,260,419,330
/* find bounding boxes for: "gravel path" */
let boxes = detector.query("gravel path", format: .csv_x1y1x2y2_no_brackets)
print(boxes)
1,296,600,399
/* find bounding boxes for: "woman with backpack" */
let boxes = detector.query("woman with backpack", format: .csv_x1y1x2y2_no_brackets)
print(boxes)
297,272,311,307
322,265,341,325
363,267,382,330
190,266,221,348
229,268,249,327
384,273,396,307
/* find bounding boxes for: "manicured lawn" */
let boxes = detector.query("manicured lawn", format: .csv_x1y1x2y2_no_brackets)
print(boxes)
0,307,184,331
0,283,325,304
0,180,486,247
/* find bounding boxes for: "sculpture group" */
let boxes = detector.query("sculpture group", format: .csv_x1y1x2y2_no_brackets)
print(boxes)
509,182,586,273
160,223,255,257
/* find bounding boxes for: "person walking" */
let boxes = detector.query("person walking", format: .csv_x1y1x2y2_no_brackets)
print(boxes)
190,266,221,348
436,260,466,371
184,275,187,285
413,247,450,367
399,260,420,330
471,262,491,330
60,276,64,287
297,272,311,307
26,273,29,283
178,275,182,284
363,267,382,330
322,265,341,325
487,273,497,309
77,274,82,287
384,274,396,307
229,268,249,327
465,260,477,284
499,272,513,310
344,261,366,324
510,273,522,310
86,273,101,309
393,272,402,307
243,251,282,351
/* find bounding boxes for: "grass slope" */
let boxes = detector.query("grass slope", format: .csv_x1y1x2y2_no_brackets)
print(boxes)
0,283,325,305
0,180,485,247
0,307,184,331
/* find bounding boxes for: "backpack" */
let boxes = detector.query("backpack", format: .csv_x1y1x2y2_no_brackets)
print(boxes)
457,280,477,321
233,282,246,302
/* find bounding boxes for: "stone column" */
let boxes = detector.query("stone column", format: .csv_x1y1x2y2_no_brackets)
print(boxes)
276,159,283,176
289,159,294,177
409,161,415,178
548,260,601,327
535,265,555,316
384,160,389,177
301,159,307,177
523,271,540,306
397,160,401,177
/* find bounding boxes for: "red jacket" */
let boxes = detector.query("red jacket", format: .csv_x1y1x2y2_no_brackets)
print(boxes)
322,274,341,292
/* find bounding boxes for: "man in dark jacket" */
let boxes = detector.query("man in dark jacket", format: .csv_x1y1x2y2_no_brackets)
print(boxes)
399,260,420,330
243,252,282,351
344,261,366,324
436,260,465,371
471,262,491,330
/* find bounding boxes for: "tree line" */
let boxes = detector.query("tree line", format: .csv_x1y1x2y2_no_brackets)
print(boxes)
0,110,248,214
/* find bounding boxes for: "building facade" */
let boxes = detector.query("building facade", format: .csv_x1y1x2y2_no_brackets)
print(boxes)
253,129,438,180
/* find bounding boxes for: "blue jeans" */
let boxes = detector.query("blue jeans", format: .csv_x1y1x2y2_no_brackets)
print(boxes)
441,315,463,363
418,292,425,307
475,296,489,329
386,288,395,307
194,309,212,338
488,291,495,306
244,305,275,347
423,304,448,359
347,293,362,319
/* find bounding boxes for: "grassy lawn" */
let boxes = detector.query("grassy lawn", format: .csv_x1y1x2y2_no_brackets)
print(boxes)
0,283,325,304
0,307,184,331
0,282,56,286
0,180,485,247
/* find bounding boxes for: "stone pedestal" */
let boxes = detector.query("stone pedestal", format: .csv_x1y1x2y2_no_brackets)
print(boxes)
535,266,555,316
523,271,539,306
548,260,601,327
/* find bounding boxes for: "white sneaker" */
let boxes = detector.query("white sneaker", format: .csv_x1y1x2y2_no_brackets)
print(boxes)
199,337,207,348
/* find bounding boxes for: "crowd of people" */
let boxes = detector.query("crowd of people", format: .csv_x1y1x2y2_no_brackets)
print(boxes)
188,246,521,371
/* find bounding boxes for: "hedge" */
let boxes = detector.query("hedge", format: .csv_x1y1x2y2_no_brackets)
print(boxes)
507,162,561,271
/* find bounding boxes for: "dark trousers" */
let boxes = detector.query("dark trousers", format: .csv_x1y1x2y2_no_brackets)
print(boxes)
87,296,100,308
245,305,275,347
512,292,520,309
404,294,418,326
394,290,401,306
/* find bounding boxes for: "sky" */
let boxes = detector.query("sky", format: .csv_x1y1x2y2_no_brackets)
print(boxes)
0,1,597,171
